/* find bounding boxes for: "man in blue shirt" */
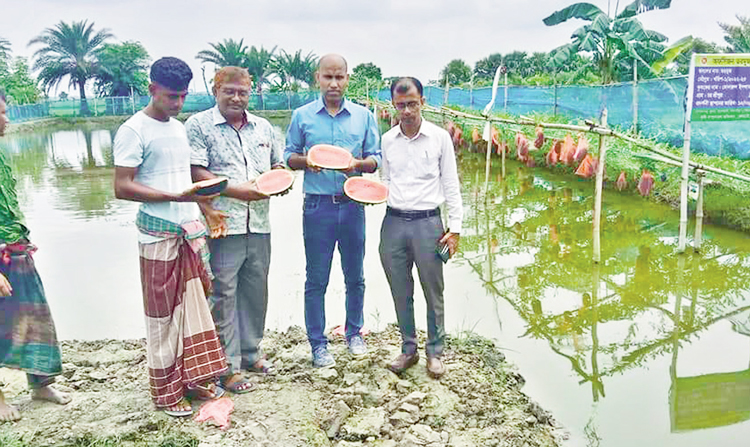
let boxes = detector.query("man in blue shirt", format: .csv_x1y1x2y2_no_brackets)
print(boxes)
285,54,381,368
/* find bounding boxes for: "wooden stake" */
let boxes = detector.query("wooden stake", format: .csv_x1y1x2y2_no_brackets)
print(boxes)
678,114,693,252
593,109,608,264
484,120,492,191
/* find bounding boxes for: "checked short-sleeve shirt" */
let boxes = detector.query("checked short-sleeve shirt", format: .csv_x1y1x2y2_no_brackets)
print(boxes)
186,106,283,235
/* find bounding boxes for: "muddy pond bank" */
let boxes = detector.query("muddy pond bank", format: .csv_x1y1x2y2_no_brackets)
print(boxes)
0,325,562,447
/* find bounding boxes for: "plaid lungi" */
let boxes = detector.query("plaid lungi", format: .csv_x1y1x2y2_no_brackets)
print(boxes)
0,242,62,377
136,212,228,408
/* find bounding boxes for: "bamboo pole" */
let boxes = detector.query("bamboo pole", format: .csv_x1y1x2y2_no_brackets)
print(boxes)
501,135,506,179
482,66,504,192
632,59,638,134
593,109,608,264
694,171,705,251
484,126,493,191
504,70,508,112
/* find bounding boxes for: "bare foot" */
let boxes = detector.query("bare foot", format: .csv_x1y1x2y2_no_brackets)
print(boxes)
0,390,21,422
31,385,71,405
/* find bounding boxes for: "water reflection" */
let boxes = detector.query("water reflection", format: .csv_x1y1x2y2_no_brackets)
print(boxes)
457,153,750,443
3,125,750,446
2,127,123,219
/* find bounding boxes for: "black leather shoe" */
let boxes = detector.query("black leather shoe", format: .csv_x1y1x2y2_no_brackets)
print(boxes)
427,356,446,378
389,352,419,373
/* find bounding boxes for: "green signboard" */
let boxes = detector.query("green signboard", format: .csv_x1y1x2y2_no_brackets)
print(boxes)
689,54,750,122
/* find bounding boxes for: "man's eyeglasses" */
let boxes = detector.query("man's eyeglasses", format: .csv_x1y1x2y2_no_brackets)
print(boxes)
221,88,250,99
393,101,421,111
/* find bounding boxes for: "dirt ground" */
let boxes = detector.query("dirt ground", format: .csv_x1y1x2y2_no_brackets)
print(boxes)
0,325,566,447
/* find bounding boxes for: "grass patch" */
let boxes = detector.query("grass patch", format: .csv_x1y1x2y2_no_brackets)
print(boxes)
0,430,200,447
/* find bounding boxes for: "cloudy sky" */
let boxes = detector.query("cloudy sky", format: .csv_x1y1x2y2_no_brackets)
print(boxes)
0,0,744,95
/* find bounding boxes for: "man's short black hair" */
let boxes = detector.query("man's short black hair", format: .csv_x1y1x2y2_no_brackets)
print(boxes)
150,57,193,91
0,87,6,103
390,77,423,97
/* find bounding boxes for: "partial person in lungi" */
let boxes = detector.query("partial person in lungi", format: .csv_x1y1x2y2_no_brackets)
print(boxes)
113,57,229,417
0,87,72,422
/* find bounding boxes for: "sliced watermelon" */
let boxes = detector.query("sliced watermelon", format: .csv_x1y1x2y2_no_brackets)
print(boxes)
195,177,228,196
256,169,295,196
308,144,353,170
343,177,388,204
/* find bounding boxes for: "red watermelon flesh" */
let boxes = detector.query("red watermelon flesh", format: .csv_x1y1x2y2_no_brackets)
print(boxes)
343,177,388,204
255,169,295,195
308,144,353,169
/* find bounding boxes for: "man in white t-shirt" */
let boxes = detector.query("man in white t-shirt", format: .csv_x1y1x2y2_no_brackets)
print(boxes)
113,57,229,417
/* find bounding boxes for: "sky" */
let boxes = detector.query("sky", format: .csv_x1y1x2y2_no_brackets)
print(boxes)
0,0,745,96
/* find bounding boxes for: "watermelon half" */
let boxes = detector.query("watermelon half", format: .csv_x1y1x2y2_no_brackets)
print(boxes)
308,144,353,170
195,177,229,196
256,169,295,196
343,177,388,204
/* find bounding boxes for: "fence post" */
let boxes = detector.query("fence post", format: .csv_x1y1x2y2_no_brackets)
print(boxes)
593,109,608,263
443,77,450,106
694,170,705,251
553,83,558,116
503,70,508,112
632,59,639,134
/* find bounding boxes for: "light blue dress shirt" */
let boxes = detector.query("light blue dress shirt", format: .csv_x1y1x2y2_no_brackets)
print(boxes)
284,97,381,195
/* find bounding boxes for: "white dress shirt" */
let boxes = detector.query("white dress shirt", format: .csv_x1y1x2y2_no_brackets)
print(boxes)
381,118,463,234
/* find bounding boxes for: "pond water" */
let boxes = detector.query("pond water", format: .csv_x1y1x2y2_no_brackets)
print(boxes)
2,122,749,447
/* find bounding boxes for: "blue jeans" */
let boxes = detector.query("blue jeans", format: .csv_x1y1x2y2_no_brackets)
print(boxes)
303,195,366,350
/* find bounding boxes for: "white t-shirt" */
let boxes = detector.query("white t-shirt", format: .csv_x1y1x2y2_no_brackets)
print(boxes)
113,111,199,243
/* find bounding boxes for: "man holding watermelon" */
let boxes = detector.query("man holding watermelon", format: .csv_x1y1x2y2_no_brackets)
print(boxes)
380,77,463,379
186,67,284,390
285,54,381,368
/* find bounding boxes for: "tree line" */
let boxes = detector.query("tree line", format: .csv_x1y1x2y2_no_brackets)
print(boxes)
438,2,749,88
1,1,748,114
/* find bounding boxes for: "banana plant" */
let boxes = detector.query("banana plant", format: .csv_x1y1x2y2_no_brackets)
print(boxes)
543,0,675,84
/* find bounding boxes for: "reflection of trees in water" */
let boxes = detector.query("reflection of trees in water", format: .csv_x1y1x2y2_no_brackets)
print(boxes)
457,154,750,409
2,126,119,218
49,127,118,218
0,132,52,183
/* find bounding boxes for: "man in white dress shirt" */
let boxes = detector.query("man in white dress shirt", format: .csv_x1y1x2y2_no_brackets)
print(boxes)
379,77,463,378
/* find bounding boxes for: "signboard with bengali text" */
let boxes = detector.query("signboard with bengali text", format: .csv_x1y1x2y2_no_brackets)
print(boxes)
688,54,750,121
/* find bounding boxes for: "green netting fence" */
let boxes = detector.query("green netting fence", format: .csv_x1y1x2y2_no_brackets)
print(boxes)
375,76,750,159
7,78,749,159
6,91,319,122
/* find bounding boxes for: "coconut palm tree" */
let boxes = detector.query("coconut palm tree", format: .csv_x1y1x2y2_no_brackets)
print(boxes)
28,20,113,116
195,38,248,68
273,49,318,91
245,45,276,109
0,37,11,60
719,15,750,53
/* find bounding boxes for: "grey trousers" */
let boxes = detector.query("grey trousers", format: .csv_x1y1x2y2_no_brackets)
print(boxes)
207,233,270,373
379,213,446,357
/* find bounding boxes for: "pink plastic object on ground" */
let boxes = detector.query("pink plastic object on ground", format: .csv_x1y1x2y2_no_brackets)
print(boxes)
194,396,235,430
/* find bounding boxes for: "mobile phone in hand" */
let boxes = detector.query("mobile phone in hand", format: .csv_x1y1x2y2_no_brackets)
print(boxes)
435,240,451,263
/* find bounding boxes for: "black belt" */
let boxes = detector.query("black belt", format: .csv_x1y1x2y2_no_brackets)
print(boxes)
306,194,351,204
386,207,439,220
